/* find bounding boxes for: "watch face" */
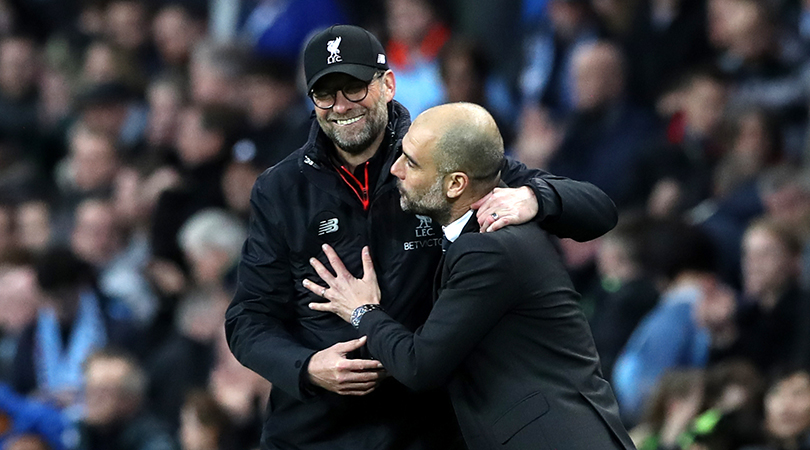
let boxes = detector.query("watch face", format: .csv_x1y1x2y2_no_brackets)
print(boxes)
351,304,381,328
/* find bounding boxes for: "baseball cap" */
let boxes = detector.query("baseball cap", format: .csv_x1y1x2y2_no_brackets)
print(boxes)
304,25,389,92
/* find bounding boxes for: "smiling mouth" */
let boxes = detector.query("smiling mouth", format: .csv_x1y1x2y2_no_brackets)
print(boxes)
334,115,364,126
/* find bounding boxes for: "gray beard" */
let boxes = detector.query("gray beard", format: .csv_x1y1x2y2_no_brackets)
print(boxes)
399,181,452,225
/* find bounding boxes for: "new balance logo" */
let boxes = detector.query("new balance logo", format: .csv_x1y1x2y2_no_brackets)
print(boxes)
318,218,339,235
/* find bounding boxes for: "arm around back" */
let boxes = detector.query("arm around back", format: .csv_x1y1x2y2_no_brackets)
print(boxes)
500,156,618,241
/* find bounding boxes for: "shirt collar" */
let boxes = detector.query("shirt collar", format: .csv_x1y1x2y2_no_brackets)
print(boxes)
442,209,474,243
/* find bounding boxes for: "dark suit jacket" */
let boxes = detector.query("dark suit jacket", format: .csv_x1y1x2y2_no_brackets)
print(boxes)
358,215,636,450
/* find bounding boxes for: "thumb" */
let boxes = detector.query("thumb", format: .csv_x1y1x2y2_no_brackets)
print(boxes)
336,336,367,354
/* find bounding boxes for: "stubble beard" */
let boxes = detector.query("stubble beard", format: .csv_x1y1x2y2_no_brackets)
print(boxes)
399,178,451,225
318,94,388,156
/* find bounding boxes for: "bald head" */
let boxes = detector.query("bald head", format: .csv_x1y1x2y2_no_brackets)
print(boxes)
414,103,504,193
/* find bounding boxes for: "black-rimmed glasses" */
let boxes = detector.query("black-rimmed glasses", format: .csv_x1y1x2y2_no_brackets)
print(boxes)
309,73,383,109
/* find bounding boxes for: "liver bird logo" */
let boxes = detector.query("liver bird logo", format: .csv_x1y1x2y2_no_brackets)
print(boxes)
327,37,342,64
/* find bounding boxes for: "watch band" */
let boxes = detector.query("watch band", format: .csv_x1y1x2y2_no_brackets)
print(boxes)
350,304,383,329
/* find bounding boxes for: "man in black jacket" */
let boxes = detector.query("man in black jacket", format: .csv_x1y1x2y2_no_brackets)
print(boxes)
306,102,634,450
226,25,618,450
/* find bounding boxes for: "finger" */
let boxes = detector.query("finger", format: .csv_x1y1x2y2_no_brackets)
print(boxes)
322,244,351,278
309,257,336,284
361,247,378,284
334,336,367,354
486,216,511,233
342,358,385,372
477,214,494,232
303,279,328,296
340,382,380,395
308,301,334,312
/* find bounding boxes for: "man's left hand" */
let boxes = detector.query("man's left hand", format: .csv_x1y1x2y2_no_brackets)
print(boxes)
304,245,381,322
472,186,538,232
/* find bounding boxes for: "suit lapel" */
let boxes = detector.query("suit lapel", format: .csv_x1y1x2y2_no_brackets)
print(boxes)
432,211,480,303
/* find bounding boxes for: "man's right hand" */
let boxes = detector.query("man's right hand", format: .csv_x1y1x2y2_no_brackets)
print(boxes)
307,336,387,396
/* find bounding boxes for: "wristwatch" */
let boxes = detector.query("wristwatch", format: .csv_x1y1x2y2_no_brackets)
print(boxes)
350,304,383,329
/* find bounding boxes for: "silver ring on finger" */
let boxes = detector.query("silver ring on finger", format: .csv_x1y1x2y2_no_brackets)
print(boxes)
321,287,326,297
491,212,498,220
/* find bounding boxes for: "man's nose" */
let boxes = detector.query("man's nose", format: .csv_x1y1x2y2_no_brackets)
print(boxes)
332,91,353,113
391,154,405,178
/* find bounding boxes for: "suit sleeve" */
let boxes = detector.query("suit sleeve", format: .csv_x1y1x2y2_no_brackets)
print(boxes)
501,155,618,242
225,180,316,401
358,238,516,391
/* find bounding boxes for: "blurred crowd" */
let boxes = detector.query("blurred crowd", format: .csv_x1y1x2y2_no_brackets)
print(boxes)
0,0,810,449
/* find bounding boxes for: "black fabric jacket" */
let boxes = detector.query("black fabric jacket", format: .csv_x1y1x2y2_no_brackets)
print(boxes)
225,101,618,450
358,216,635,450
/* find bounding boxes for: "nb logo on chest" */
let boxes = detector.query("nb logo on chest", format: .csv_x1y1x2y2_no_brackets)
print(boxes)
318,218,339,235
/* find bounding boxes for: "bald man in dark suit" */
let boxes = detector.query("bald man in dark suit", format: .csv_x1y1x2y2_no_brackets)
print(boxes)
304,103,635,450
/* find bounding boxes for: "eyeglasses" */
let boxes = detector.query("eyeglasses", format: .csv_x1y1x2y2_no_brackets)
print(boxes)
309,73,383,109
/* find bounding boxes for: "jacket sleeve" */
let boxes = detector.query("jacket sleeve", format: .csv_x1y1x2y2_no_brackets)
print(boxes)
225,180,316,401
358,238,516,391
501,156,618,242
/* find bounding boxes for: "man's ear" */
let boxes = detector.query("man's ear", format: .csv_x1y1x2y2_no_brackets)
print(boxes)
382,71,396,102
445,172,469,200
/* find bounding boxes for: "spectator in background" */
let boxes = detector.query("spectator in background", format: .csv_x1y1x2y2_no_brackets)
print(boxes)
544,40,664,209
612,220,722,425
691,359,765,450
11,247,138,410
714,107,785,200
692,107,786,284
641,66,729,219
384,0,450,116
72,81,148,154
149,105,243,293
0,34,46,198
706,218,809,372
146,288,228,430
630,369,705,450
713,0,807,158
0,34,41,154
102,0,160,78
71,197,158,327
179,390,232,450
138,73,187,170
239,57,309,169
620,0,712,107
177,209,246,291
518,0,599,118
220,149,263,222
76,348,178,450
14,198,52,254
740,367,810,450
437,36,514,145
188,40,248,107
152,2,207,72
51,124,121,244
208,329,268,450
585,214,660,381
0,254,40,383
80,39,145,92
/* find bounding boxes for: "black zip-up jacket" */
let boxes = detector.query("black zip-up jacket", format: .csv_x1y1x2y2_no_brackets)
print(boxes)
226,101,618,450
